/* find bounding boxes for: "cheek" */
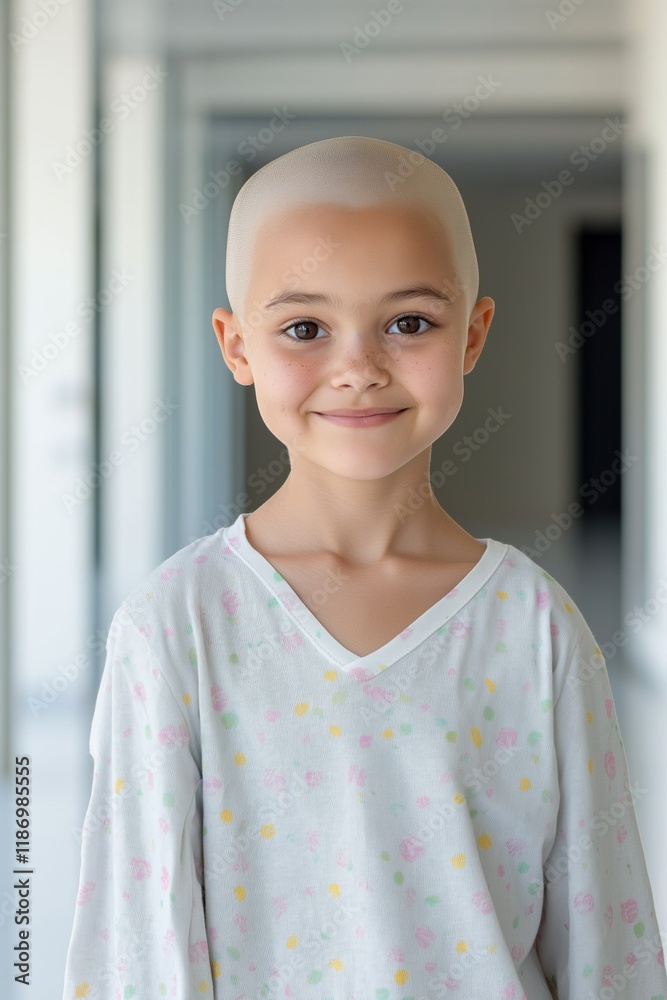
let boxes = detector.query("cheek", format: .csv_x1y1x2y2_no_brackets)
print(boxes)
256,354,317,407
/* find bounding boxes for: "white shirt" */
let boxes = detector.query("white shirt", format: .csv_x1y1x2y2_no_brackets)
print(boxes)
62,512,667,999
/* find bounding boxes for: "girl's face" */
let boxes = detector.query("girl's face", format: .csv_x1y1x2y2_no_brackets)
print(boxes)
213,202,494,483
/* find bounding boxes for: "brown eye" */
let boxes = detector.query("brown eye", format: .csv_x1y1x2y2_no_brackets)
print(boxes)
388,315,433,337
280,320,325,342
397,316,421,335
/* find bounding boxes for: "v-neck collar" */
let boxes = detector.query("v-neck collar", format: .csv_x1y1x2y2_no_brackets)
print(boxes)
221,512,508,681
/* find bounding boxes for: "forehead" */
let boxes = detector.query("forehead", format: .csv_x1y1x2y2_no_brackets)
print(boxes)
247,200,454,284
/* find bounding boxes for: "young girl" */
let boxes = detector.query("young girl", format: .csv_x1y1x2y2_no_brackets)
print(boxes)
62,136,666,1000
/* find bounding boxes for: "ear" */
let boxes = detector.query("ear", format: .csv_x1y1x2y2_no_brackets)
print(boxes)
463,296,495,374
212,306,254,386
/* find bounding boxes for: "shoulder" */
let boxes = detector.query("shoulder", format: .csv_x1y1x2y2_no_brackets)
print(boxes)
491,539,604,684
118,526,240,622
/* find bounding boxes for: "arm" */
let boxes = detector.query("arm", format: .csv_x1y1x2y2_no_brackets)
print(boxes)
535,625,667,999
61,603,214,999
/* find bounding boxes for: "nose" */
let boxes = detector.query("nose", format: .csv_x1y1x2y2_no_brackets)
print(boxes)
328,332,396,391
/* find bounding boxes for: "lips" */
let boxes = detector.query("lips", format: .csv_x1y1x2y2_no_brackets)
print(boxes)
315,408,408,427
317,408,405,417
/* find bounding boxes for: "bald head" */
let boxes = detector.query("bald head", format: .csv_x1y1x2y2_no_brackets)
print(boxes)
225,136,479,323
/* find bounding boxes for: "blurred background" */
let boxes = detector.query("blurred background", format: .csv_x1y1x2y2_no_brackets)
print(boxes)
1,0,667,995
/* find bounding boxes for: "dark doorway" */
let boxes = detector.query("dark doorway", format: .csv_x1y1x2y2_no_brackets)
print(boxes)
575,227,623,522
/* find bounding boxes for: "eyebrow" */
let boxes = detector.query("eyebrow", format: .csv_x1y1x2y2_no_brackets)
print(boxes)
262,283,453,312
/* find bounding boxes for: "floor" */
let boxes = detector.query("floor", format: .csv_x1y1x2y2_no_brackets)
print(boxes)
1,517,666,998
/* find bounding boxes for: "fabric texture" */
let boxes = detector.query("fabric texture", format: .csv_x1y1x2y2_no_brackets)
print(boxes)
61,512,667,999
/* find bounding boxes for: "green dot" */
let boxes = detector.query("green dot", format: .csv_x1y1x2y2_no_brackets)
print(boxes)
634,922,645,938
221,712,238,728
527,731,542,746
541,698,553,712
163,792,174,807
446,731,457,742
393,871,404,884
483,706,494,720
464,677,476,691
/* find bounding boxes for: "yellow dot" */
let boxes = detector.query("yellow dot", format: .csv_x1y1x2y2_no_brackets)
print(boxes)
382,728,394,739
329,959,343,972
330,724,342,737
323,670,337,681
588,758,594,774
294,702,309,716
470,727,482,748
519,778,532,791
453,793,464,805
452,853,466,868
212,961,221,978
234,752,247,766
586,711,593,724
182,693,192,706
75,986,90,998
595,646,602,658
197,981,208,992
456,940,468,953
286,935,297,949
260,824,275,839
488,943,497,954
395,969,409,985
220,809,233,823
113,779,125,794
234,885,245,901
564,602,574,613
478,834,492,850
329,883,341,898
496,591,508,600
485,678,496,692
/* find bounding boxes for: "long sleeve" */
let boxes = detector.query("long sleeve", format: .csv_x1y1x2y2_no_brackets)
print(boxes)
535,622,667,998
61,602,214,999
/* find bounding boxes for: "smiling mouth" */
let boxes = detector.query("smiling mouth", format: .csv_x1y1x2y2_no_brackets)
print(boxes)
314,408,409,427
